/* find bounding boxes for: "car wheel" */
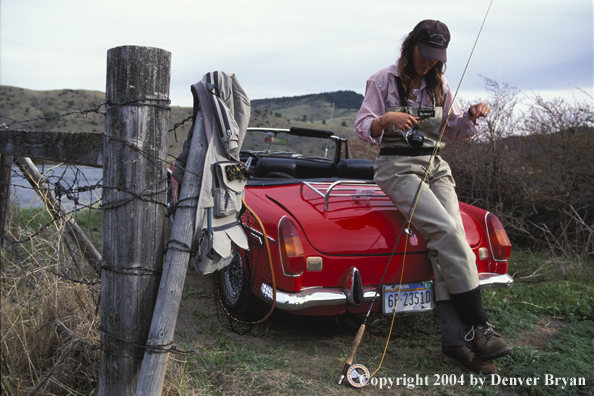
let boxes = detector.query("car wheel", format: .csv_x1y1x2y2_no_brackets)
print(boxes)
217,251,247,309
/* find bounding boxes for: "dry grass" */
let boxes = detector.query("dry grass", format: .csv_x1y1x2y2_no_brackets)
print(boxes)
0,204,198,396
1,205,101,395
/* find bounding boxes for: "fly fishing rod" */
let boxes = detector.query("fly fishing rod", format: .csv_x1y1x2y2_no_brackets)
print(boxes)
338,1,494,385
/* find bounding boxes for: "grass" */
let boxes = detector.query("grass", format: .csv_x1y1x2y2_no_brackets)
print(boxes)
168,248,594,396
495,321,594,395
1,205,101,395
2,205,593,395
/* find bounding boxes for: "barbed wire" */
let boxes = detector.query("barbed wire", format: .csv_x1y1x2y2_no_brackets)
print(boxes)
1,95,200,393
2,94,198,241
1,97,172,129
100,325,194,357
0,97,194,136
6,166,103,244
1,97,202,185
0,104,107,129
169,114,194,142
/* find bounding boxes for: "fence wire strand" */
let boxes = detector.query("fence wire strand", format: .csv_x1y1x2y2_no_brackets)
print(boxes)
1,96,196,395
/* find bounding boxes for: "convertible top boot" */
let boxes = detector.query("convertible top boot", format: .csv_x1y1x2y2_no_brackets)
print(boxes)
441,345,498,374
450,287,512,359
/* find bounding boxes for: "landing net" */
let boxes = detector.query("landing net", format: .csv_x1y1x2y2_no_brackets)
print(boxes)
214,199,276,334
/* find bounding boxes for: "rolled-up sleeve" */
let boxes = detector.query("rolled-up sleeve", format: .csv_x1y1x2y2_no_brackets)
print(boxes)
354,80,385,146
354,68,479,146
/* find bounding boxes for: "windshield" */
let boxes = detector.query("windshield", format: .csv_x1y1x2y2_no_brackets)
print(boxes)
241,129,334,160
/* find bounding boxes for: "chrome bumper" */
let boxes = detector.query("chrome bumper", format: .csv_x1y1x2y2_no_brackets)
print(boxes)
270,273,514,311
272,285,380,311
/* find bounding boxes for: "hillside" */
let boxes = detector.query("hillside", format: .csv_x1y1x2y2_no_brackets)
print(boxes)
251,90,363,126
0,86,364,158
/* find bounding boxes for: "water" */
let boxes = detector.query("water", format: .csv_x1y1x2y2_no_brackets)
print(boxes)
9,164,103,210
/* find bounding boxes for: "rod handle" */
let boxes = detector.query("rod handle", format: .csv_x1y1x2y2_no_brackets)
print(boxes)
338,324,366,385
346,324,366,364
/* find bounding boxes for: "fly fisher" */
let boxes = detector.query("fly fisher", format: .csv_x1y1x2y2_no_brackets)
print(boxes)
352,18,512,375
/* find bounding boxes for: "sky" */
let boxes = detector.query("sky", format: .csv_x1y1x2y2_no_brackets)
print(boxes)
1,0,592,110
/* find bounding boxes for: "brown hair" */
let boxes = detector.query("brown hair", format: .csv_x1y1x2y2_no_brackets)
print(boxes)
397,33,445,106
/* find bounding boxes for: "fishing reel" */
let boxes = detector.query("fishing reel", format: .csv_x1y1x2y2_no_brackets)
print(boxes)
404,125,424,147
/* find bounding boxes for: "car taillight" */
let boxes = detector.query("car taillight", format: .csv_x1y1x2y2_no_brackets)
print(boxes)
486,213,512,261
279,217,305,276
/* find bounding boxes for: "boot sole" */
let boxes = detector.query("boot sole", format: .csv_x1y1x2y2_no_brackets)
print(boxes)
440,353,498,375
441,352,472,373
480,346,513,360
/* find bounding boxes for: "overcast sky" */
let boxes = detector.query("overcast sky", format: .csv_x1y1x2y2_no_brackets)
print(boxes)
1,0,592,109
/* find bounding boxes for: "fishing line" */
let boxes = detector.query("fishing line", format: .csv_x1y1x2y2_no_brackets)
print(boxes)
486,1,504,208
369,232,410,378
339,0,495,385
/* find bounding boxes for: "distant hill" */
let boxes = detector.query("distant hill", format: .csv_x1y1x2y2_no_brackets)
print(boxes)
0,86,364,158
252,90,363,113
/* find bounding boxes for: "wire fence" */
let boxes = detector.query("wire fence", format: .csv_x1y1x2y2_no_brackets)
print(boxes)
1,101,194,395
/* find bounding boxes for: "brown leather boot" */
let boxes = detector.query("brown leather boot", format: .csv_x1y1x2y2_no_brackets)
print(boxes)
441,345,498,374
462,323,512,360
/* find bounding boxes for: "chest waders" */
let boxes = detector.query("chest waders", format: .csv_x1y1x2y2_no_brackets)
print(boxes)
380,77,443,151
374,78,489,324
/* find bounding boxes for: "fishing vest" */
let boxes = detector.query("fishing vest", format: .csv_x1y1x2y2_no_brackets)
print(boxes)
380,77,445,150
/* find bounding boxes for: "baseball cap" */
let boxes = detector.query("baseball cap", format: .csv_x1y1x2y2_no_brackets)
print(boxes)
411,20,450,62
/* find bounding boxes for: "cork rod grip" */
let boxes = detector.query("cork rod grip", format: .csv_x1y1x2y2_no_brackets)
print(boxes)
346,324,366,364
338,324,366,385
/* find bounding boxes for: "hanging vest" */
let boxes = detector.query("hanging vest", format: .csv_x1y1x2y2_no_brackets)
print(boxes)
380,77,445,150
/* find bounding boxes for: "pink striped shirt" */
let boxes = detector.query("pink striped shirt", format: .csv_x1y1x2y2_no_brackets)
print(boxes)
354,62,478,146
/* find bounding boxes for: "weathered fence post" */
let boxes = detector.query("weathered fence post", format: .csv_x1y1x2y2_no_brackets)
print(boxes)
135,109,207,395
0,154,12,250
14,157,102,273
99,46,171,396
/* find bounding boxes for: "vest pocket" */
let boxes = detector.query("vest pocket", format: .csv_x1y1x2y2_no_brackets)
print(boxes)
213,161,247,217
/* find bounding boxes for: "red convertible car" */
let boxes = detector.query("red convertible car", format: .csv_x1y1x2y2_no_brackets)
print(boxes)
168,126,512,321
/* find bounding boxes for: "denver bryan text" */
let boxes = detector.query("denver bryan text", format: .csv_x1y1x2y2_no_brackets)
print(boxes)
470,374,586,389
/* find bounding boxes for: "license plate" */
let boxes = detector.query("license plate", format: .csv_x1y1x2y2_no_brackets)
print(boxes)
382,281,434,315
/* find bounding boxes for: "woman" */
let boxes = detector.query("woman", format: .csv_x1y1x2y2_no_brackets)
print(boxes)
354,20,511,374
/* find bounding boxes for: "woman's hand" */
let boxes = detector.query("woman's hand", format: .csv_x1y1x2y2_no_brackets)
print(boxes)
372,112,419,137
389,112,420,131
468,103,491,123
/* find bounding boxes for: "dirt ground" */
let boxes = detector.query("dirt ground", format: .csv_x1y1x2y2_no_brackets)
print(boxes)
173,268,566,395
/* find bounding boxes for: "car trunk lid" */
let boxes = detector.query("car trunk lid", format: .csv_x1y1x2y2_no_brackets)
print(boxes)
264,182,482,255
265,183,426,255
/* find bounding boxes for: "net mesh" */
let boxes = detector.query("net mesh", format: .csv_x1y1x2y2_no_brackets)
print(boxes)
214,201,276,334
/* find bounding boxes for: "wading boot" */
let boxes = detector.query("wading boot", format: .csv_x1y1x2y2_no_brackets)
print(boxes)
441,345,498,374
462,323,512,360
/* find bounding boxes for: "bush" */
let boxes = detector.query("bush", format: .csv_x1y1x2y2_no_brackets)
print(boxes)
444,78,594,262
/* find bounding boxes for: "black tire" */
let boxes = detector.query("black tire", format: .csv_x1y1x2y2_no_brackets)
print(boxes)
217,251,248,309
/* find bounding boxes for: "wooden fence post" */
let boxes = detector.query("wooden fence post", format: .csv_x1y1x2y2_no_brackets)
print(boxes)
0,154,12,250
14,157,102,273
135,109,207,395
99,45,171,396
